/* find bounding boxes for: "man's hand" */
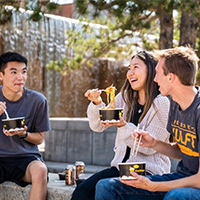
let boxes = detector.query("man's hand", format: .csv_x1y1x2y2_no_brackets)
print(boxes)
120,172,158,192
132,129,156,149
3,125,28,137
0,101,6,116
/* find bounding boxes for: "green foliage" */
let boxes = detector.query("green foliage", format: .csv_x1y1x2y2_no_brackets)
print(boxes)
48,0,163,74
47,58,69,75
46,2,60,12
47,17,142,74
0,7,12,25
52,0,199,75
0,0,59,24
27,1,60,21
28,8,42,21
0,0,20,25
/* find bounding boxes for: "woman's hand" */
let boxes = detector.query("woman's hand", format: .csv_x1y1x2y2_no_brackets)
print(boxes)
84,89,102,105
99,116,126,127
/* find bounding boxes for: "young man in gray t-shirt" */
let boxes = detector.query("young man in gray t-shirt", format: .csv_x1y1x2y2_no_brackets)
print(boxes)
0,52,50,200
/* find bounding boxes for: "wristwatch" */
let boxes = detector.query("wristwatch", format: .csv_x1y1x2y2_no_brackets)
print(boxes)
19,131,28,139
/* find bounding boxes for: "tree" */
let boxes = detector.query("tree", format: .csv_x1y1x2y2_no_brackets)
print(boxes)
48,0,165,73
156,5,174,49
1,0,200,81
0,0,59,24
47,0,200,77
0,0,59,54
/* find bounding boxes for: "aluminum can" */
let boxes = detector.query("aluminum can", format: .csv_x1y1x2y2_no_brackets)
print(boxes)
75,161,85,179
65,165,75,185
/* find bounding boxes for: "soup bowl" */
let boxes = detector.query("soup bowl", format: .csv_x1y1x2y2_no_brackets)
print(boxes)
2,117,25,131
118,162,146,180
99,108,123,123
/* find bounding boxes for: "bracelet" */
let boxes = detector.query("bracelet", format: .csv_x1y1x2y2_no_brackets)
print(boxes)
19,131,28,139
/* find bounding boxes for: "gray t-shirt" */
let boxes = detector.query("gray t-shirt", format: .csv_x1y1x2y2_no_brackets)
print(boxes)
0,87,51,157
167,87,200,175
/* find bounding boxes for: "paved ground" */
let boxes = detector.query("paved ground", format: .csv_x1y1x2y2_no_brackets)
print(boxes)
46,161,109,189
48,173,76,190
46,161,109,174
0,161,109,200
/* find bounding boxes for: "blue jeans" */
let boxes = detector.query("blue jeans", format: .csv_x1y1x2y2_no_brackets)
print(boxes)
95,172,200,200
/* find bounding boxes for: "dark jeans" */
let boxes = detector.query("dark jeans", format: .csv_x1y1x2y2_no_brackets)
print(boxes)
70,166,119,200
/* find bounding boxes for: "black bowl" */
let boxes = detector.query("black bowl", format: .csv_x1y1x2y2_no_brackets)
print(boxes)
99,108,123,123
58,172,65,180
2,117,25,131
118,162,146,179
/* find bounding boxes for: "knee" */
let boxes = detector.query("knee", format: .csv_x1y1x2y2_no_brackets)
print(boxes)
36,163,47,176
95,178,116,199
164,188,186,200
31,162,48,183
71,181,91,200
96,179,109,192
95,179,108,199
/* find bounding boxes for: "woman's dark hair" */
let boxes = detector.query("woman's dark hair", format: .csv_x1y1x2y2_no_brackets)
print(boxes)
0,52,27,74
120,51,159,122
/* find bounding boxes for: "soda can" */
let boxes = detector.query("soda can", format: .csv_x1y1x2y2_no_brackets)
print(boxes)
65,165,75,185
75,161,85,180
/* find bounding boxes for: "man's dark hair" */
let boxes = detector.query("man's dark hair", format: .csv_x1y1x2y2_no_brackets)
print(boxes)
0,52,27,73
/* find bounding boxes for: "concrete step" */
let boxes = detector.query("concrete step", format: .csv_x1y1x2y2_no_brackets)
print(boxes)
45,161,109,174
0,162,109,200
0,173,75,200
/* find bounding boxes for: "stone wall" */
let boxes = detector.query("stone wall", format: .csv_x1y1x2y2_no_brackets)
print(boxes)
43,118,179,172
43,118,116,166
1,9,128,117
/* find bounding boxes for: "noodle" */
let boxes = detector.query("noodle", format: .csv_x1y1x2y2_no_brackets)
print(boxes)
103,85,116,109
99,85,123,123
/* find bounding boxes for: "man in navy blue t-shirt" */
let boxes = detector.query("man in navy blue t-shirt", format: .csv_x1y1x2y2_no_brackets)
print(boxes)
0,52,50,200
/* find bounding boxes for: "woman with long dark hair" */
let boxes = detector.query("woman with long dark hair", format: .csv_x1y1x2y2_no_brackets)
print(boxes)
71,51,171,200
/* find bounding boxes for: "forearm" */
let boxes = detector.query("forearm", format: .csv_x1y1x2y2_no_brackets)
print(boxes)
152,140,181,160
24,132,45,145
152,172,200,192
87,101,106,132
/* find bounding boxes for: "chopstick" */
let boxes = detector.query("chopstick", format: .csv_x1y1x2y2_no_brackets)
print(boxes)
132,125,145,157
132,124,140,156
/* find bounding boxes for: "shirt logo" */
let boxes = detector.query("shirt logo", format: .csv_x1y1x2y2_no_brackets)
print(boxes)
172,120,199,157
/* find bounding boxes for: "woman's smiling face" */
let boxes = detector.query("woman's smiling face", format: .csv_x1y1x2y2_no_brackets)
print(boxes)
127,56,147,92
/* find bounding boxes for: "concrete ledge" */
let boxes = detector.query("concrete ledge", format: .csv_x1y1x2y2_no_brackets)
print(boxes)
0,160,179,200
0,181,31,200
0,173,75,200
44,118,116,165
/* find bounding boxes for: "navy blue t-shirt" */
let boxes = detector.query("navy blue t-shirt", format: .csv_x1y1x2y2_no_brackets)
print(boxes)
0,86,51,157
